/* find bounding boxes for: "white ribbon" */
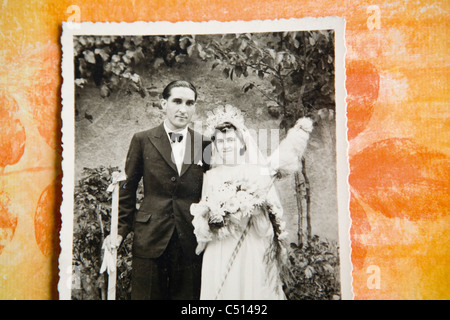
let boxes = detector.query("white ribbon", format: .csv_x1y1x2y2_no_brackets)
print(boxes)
100,171,126,300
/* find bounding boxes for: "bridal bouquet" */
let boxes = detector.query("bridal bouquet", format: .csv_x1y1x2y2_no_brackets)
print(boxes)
191,177,279,241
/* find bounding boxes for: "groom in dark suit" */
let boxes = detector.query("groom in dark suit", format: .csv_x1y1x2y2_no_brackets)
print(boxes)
108,80,210,300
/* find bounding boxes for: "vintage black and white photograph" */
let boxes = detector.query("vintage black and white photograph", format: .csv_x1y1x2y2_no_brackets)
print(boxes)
59,18,352,300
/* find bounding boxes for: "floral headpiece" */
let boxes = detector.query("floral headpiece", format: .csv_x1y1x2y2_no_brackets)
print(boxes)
204,104,246,138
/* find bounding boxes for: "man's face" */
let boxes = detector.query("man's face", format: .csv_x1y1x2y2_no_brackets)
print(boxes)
161,87,196,131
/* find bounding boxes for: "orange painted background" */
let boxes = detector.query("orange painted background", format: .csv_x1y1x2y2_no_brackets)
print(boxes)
0,0,448,299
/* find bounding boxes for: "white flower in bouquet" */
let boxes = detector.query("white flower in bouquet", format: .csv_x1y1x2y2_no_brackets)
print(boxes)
225,198,240,214
209,209,225,226
235,190,251,214
216,182,236,204
239,180,258,194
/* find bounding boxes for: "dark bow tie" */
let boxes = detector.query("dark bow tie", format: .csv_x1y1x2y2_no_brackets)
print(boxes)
169,132,184,143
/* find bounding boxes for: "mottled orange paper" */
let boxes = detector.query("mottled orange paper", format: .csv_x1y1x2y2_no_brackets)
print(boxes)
0,0,448,299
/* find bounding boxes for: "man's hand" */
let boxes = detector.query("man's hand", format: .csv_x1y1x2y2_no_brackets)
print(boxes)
103,234,123,251
100,234,123,275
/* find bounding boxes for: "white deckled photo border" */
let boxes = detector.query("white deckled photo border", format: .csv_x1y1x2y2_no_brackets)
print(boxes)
59,17,352,300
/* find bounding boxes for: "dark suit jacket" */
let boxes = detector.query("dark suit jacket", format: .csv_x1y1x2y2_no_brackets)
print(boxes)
118,123,211,260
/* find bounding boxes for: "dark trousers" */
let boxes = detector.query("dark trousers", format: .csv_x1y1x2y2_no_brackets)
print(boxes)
131,230,202,300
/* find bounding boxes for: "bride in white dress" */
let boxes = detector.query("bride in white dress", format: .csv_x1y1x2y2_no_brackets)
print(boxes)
191,105,313,300
197,161,287,300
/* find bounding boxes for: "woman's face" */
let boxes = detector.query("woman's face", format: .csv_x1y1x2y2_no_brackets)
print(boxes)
214,129,245,165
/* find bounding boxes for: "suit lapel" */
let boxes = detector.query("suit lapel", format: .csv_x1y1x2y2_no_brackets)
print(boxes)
147,123,178,174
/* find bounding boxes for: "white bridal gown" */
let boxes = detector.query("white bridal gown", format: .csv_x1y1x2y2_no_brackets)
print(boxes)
198,164,286,300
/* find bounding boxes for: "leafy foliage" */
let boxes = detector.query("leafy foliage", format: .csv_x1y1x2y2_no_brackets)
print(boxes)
74,32,335,129
72,166,140,300
74,31,335,131
193,31,336,130
74,35,197,98
284,235,341,300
